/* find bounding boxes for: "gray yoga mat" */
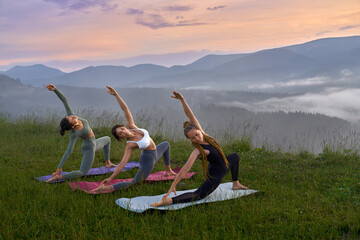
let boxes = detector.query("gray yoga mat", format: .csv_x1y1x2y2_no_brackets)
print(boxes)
116,182,257,213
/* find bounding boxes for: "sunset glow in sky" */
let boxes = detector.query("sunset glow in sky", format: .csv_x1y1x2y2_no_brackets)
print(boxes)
1,0,359,71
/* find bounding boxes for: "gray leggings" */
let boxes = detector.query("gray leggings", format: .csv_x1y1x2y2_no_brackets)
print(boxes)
113,141,170,190
62,136,111,180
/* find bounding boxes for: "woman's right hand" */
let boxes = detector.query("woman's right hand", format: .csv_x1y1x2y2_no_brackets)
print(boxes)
100,178,111,185
46,84,56,91
165,185,177,197
171,91,184,100
106,85,117,96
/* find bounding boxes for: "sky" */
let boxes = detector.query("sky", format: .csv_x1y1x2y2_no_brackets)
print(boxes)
0,0,359,72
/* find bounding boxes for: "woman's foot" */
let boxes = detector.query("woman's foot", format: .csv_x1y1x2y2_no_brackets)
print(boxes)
165,169,177,176
45,174,63,183
150,195,173,207
105,160,117,168
232,181,249,190
90,184,113,194
165,166,177,176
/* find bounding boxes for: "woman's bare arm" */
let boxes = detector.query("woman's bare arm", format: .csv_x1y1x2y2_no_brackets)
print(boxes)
171,91,203,132
165,148,200,197
108,144,134,180
106,85,137,129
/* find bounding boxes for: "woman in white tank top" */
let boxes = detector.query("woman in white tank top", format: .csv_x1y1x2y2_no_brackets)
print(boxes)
91,86,176,193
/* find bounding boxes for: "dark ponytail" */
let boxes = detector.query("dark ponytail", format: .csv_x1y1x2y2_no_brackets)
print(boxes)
60,117,73,136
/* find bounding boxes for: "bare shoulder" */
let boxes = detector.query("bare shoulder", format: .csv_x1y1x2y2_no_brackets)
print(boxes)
194,145,210,156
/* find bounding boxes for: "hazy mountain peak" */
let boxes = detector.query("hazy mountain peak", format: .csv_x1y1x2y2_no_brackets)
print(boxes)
8,64,60,71
214,47,319,74
5,64,64,81
285,35,360,60
185,53,249,70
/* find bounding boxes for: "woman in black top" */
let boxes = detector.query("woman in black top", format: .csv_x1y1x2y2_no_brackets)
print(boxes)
151,91,248,207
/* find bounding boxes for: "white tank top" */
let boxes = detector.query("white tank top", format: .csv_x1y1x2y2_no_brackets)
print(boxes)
127,128,151,150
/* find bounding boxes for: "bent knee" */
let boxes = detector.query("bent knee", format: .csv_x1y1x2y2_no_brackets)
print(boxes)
159,141,170,149
104,136,111,143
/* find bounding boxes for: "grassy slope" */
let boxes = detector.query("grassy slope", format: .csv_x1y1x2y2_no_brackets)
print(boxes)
0,116,359,239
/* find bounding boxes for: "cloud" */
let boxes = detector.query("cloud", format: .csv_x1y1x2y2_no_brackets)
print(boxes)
164,5,193,12
248,77,328,89
43,0,118,12
341,69,353,77
339,25,360,31
182,86,214,90
136,14,208,29
316,24,360,36
126,8,144,15
207,5,227,11
315,30,332,36
222,88,360,123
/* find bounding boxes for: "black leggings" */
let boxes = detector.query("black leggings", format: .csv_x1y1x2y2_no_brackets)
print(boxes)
172,153,240,204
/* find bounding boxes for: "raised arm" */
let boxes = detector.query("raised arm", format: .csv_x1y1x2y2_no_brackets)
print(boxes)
46,84,74,116
171,91,203,132
165,148,200,197
106,85,137,129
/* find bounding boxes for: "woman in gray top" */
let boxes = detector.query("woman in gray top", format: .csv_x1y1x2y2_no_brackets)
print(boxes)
45,84,116,182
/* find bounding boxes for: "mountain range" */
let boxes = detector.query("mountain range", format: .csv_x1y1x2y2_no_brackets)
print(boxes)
1,35,359,93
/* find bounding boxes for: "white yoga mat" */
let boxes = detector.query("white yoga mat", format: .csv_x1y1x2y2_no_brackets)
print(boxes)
115,182,257,213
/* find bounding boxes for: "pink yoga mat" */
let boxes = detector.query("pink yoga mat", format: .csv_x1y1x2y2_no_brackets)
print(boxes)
68,167,195,194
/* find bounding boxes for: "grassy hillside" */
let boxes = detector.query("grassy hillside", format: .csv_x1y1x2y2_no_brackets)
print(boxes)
0,114,359,239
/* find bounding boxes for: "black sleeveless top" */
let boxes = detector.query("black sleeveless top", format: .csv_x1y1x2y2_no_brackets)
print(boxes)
200,144,228,171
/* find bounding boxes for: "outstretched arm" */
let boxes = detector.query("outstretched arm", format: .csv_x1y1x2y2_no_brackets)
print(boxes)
171,91,203,132
106,85,137,129
57,134,78,169
98,143,136,185
46,84,74,116
165,148,200,197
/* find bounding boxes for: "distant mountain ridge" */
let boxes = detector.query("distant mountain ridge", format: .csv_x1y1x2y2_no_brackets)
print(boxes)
284,36,360,61
2,35,360,93
4,64,65,82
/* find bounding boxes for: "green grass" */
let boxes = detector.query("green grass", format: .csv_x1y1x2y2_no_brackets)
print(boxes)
0,115,360,239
